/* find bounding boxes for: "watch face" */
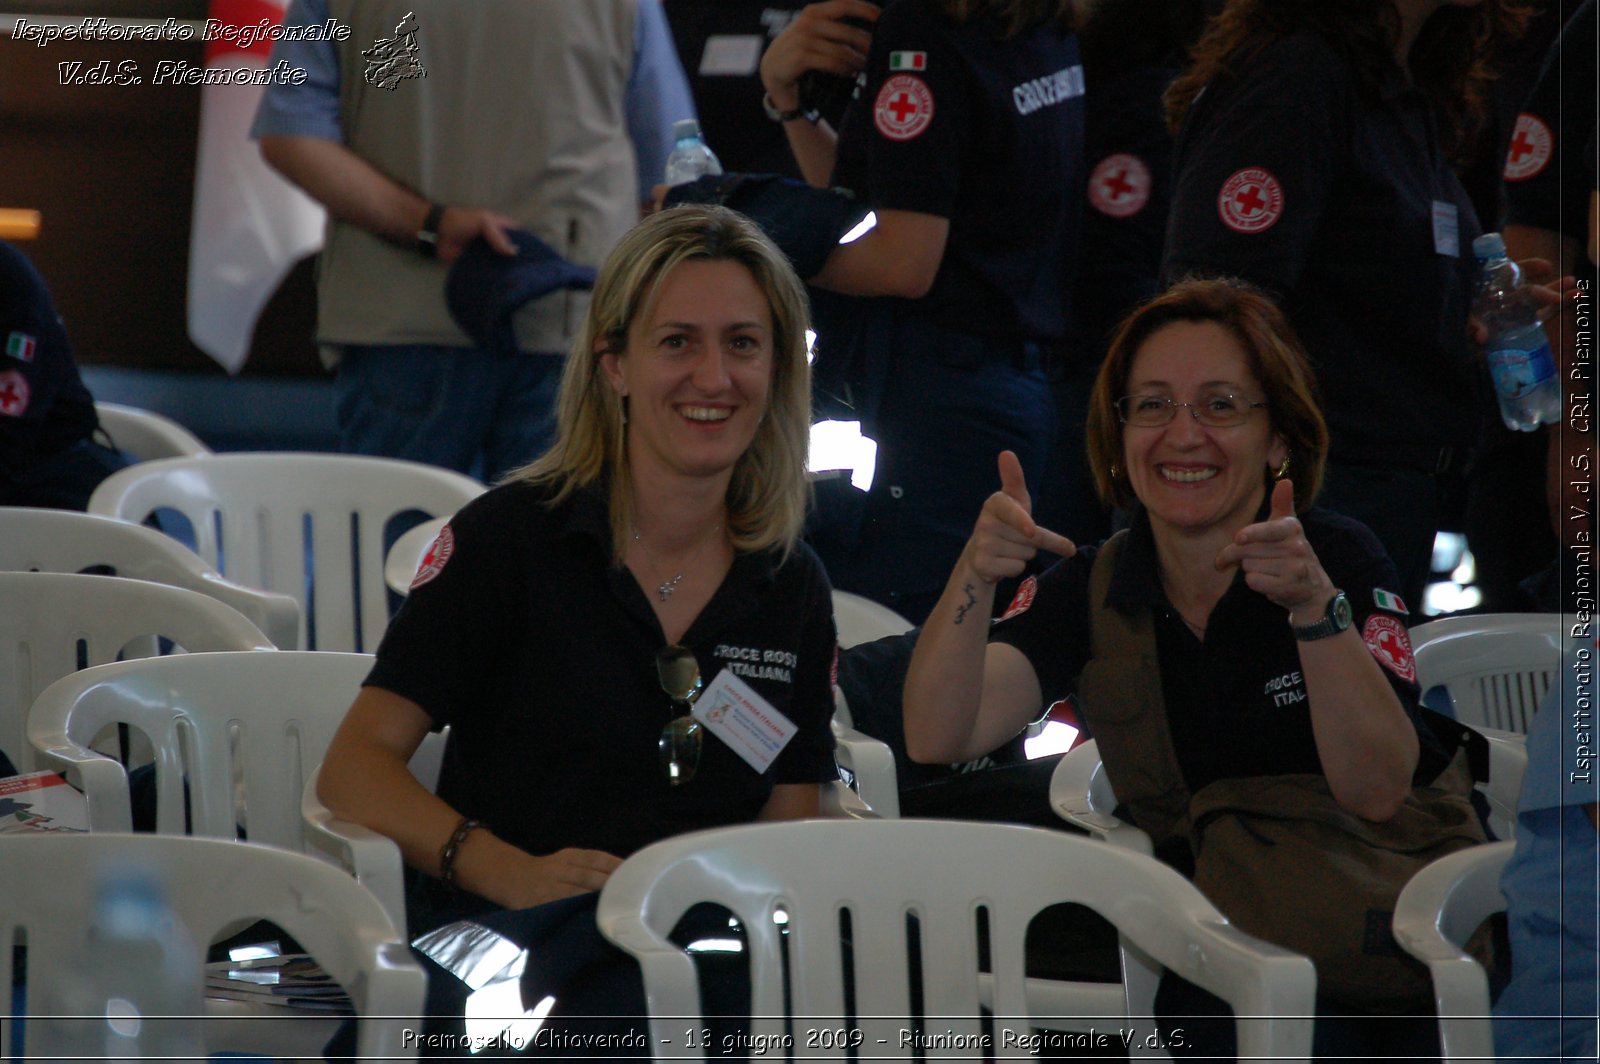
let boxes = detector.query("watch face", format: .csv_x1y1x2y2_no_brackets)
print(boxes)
1332,592,1353,629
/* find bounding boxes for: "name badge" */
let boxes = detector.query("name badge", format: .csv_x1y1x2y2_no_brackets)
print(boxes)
699,34,763,77
1432,200,1459,257
694,668,796,774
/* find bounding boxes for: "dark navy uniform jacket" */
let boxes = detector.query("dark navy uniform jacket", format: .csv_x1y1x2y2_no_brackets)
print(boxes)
830,0,1085,343
1162,32,1484,470
0,242,98,481
367,480,838,930
992,504,1452,796
1504,0,1596,246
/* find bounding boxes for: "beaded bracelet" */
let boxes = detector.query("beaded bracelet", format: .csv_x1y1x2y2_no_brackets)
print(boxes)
439,817,483,888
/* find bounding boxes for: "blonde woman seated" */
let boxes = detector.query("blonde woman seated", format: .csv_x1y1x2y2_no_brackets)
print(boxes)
903,277,1479,1059
318,206,837,1056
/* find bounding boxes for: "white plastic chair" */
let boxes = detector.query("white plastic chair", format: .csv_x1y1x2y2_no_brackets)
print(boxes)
0,507,300,649
28,651,371,844
384,514,450,596
0,832,425,1061
832,588,915,649
1392,840,1515,1064
0,571,273,774
596,819,1316,1060
1049,738,1156,855
1411,613,1564,733
89,452,485,651
94,400,212,460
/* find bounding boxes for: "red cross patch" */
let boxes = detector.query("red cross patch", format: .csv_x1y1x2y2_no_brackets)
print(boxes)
1000,575,1037,621
874,74,934,142
409,524,455,590
1503,113,1553,181
1089,153,1151,219
1362,614,1416,684
0,370,30,418
1217,167,1284,234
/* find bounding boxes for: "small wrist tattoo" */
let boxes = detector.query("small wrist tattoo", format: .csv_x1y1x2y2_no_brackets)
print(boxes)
954,583,977,625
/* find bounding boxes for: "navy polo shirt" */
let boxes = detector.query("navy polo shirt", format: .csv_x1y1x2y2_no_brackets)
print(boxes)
991,504,1452,795
1504,0,1597,245
0,242,97,473
1162,32,1483,467
829,0,1085,342
366,480,838,886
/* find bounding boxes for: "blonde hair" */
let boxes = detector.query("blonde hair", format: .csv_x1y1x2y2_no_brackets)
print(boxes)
509,205,814,561
1086,276,1329,512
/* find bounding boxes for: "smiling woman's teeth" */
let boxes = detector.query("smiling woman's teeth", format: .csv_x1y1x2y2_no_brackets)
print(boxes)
681,407,731,422
1160,467,1217,482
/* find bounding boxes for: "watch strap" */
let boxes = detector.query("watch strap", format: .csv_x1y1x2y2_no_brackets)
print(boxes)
416,202,446,258
762,91,818,124
1291,591,1350,642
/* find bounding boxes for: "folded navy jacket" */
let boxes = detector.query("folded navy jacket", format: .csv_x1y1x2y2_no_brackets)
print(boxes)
446,228,597,356
663,173,871,280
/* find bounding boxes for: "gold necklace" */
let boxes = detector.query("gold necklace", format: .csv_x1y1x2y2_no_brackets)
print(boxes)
632,521,722,602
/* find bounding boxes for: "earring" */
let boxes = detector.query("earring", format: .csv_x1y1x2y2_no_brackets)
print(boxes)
1273,456,1290,480
1109,462,1122,479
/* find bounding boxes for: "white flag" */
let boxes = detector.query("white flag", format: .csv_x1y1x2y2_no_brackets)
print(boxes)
186,0,324,374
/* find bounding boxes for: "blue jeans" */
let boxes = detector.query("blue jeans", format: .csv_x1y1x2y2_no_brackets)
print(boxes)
811,326,1055,623
1315,459,1440,612
334,344,564,483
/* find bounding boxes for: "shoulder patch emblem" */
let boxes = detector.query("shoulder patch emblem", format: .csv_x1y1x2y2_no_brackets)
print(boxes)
1372,588,1408,615
5,331,36,363
0,369,30,417
409,523,455,590
1362,614,1416,684
874,74,935,141
1503,113,1553,181
1217,167,1284,234
1000,575,1038,621
1089,153,1152,218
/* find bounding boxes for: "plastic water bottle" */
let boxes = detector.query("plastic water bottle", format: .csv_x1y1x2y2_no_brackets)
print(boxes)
1472,232,1562,431
663,118,723,186
36,871,206,1060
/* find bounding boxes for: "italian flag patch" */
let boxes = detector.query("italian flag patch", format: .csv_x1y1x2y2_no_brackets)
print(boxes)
5,331,35,363
889,51,926,71
1373,588,1408,615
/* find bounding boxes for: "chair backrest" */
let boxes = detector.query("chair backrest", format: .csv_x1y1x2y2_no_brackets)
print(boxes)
0,571,273,774
94,401,213,461
88,452,484,651
597,819,1315,1060
0,507,300,648
0,832,424,1060
384,514,450,596
1411,614,1564,733
1392,840,1514,1064
832,589,915,649
28,651,371,847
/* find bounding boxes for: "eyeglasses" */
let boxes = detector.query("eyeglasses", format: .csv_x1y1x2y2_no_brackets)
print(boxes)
656,644,705,786
1115,393,1268,428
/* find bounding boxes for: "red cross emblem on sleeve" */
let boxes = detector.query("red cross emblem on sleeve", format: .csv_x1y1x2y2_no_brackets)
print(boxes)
1502,114,1553,181
874,74,935,142
1089,153,1152,218
1362,615,1416,684
0,370,30,417
409,524,455,590
1217,167,1284,234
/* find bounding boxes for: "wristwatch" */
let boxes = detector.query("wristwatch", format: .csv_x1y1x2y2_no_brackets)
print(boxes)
416,202,445,258
762,91,818,124
1291,590,1353,641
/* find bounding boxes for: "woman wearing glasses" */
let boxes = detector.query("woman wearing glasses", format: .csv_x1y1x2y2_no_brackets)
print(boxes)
902,277,1476,1056
317,205,837,1052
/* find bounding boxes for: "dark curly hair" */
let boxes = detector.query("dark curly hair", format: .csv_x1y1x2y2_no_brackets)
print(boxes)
1164,0,1531,164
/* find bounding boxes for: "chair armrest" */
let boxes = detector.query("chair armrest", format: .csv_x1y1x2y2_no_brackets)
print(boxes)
1048,740,1153,856
196,572,302,650
301,767,410,936
833,722,899,818
596,868,712,1059
820,779,880,820
28,729,134,831
353,940,431,1059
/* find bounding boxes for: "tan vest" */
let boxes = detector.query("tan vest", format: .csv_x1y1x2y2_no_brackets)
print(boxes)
318,0,642,356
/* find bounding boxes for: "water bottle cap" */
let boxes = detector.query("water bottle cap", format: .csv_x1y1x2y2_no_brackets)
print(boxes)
1472,232,1506,260
672,119,702,141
